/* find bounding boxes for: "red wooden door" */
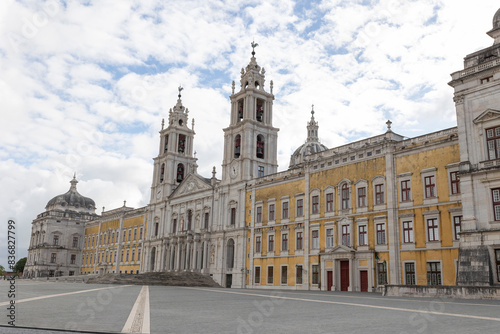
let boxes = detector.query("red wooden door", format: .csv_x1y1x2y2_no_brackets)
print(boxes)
327,271,333,291
340,261,349,291
360,270,368,292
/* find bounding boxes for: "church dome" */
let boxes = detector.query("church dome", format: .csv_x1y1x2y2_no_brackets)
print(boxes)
289,107,328,168
46,176,96,211
494,8,500,30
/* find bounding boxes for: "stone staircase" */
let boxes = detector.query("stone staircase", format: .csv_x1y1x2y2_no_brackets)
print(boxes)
86,271,221,287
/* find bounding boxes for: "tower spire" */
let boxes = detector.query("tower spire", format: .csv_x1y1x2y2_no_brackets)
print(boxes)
307,105,319,142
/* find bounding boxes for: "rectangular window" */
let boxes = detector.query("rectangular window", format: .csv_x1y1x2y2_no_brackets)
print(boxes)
281,266,288,285
427,262,442,285
255,236,261,253
296,199,303,217
358,187,367,208
128,229,132,242
326,193,334,212
342,225,350,246
281,233,288,251
427,218,440,241
282,202,289,219
70,254,76,264
256,206,262,223
296,265,303,284
378,262,387,285
133,229,137,241
492,188,500,221
326,228,334,248
296,232,303,250
139,227,143,240
453,216,462,240
425,176,436,198
268,235,274,252
53,235,59,246
496,250,500,282
358,225,367,246
204,213,209,229
154,223,159,237
375,184,384,205
258,166,264,177
312,265,320,284
269,204,275,221
50,253,56,263
311,230,319,249
72,237,78,248
267,266,274,284
405,263,416,285
376,223,386,245
486,126,500,160
172,219,177,234
450,171,460,194
311,195,319,214
403,221,414,243
342,184,350,210
230,208,236,225
254,267,261,284
401,180,411,202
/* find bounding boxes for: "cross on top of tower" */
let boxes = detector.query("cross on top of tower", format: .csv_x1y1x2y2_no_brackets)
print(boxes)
178,85,183,98
251,41,259,56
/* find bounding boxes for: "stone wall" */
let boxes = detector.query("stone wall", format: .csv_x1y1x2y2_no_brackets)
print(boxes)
384,285,500,300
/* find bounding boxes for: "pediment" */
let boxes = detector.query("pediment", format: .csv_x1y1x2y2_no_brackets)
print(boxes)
326,245,355,254
170,173,212,199
473,109,500,124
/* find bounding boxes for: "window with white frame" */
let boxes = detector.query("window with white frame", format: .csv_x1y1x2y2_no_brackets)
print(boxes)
326,191,334,213
427,218,440,242
405,262,416,285
486,126,500,160
341,183,350,210
268,234,274,252
267,266,274,284
450,171,460,195
341,225,350,246
400,175,412,203
402,220,414,243
255,236,261,253
326,228,334,248
256,206,262,224
296,231,303,250
254,266,261,284
358,225,367,246
358,187,367,208
492,188,500,221
311,230,319,249
378,262,387,285
495,249,500,282
268,203,275,221
311,195,319,215
376,223,386,245
427,262,442,285
375,184,385,205
282,201,289,220
296,199,303,217
453,215,462,240
424,176,436,198
312,264,320,284
281,233,288,251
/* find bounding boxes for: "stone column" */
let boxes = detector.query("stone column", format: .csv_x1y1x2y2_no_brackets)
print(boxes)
349,257,354,292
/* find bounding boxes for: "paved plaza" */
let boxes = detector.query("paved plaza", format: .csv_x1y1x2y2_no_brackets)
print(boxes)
1,281,500,333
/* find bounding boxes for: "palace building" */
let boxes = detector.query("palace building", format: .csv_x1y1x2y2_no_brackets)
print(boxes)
24,8,500,291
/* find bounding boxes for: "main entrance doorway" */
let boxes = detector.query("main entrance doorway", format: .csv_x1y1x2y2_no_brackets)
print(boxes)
226,274,232,288
340,261,349,291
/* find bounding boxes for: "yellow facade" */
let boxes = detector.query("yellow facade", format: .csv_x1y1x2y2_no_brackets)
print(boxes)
81,206,147,275
246,128,461,291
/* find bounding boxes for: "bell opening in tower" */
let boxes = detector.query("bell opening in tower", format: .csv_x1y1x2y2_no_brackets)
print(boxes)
234,135,241,158
238,100,244,121
178,134,186,153
256,99,264,122
176,163,184,183
164,135,168,153
256,135,265,159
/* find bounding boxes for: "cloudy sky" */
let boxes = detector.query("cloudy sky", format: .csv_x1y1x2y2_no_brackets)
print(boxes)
1,0,499,269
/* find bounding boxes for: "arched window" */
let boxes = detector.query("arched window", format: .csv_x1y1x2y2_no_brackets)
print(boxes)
177,163,184,183
238,100,244,121
234,135,241,158
227,239,235,269
187,210,193,231
256,100,264,122
178,134,186,153
256,135,265,159
160,163,165,183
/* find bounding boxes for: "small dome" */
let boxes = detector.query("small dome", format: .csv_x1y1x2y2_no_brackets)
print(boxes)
494,8,500,30
289,142,328,168
46,176,95,211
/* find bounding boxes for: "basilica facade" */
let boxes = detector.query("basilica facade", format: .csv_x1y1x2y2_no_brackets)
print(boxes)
25,8,500,291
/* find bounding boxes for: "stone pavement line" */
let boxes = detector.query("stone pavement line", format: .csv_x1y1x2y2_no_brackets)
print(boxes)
0,285,131,307
183,288,500,323
121,285,150,334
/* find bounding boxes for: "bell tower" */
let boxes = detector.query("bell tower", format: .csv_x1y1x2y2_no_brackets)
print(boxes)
151,87,197,202
222,43,279,184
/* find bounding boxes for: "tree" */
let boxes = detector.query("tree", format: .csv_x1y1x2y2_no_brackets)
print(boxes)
0,265,5,276
13,258,27,275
